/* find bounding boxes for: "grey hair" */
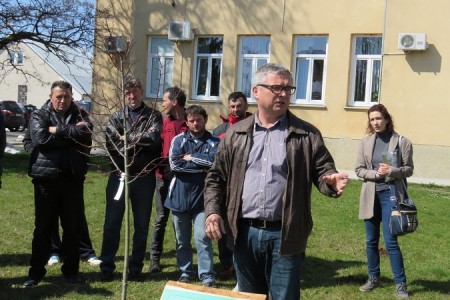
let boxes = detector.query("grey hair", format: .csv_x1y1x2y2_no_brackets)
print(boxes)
252,63,293,87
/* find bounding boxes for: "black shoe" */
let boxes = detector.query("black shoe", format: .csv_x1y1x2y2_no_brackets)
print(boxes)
100,271,114,282
23,278,40,288
203,281,216,288
150,260,162,274
66,275,82,285
178,275,191,283
219,264,235,277
128,271,144,281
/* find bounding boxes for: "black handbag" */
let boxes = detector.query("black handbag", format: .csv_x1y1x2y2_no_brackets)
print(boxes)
389,180,418,236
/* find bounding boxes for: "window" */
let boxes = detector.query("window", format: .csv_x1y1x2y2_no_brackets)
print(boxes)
237,36,270,99
193,37,223,100
293,36,328,104
146,37,175,98
349,36,382,106
9,50,24,65
18,85,28,104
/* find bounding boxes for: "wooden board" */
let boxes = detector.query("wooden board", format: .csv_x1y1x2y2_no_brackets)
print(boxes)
160,281,266,300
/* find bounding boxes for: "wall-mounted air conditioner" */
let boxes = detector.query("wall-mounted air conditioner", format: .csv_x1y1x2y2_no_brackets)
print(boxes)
168,21,193,41
398,33,428,51
104,36,128,53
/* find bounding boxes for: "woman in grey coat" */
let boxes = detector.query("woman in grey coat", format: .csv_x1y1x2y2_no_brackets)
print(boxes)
355,104,414,299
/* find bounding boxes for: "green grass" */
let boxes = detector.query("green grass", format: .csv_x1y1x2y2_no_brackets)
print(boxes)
1,153,449,299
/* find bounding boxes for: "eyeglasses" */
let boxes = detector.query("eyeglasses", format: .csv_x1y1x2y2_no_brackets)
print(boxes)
257,84,296,95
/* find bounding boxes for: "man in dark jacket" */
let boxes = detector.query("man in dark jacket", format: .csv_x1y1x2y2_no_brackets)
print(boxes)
165,105,219,287
22,80,93,287
100,75,162,281
204,64,349,299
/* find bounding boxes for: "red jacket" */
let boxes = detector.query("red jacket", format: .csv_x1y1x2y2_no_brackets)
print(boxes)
156,115,188,179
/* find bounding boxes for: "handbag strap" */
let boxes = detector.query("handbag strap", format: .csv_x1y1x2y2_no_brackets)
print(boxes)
397,135,410,201
389,175,410,204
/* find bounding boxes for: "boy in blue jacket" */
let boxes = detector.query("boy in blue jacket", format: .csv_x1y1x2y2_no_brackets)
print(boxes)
165,105,219,287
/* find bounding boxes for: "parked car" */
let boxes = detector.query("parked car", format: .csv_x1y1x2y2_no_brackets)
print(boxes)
18,103,37,130
0,100,26,132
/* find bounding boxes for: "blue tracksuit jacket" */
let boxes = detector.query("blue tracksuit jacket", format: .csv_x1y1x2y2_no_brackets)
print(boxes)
164,130,220,214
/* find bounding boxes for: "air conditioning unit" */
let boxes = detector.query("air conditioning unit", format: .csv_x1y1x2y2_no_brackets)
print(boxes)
104,36,128,53
398,33,428,51
168,21,193,41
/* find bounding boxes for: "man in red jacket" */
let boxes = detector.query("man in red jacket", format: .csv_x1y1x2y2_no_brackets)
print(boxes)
149,86,188,273
212,92,251,139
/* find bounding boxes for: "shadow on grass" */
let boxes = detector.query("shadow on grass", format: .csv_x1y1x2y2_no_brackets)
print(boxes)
302,256,450,296
302,256,364,288
1,272,114,299
411,278,450,296
0,253,30,267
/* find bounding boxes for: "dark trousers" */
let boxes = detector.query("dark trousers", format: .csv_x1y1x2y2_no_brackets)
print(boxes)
218,234,233,267
50,212,96,260
100,172,156,273
149,177,172,262
28,175,84,280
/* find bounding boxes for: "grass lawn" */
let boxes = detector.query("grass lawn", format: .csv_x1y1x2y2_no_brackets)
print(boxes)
0,153,449,299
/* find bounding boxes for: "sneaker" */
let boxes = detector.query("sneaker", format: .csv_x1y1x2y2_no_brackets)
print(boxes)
87,256,102,266
396,282,409,298
219,264,234,277
178,275,191,283
47,255,60,266
203,281,216,288
359,275,380,292
150,260,161,274
23,278,40,288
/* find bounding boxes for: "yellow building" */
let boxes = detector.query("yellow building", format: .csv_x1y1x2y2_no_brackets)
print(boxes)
93,0,449,185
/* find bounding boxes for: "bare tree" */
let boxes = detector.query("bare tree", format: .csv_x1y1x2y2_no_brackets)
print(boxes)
0,0,95,53
91,9,170,295
0,0,95,81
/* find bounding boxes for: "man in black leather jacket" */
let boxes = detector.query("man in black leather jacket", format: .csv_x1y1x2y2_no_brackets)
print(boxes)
22,81,93,287
99,75,162,281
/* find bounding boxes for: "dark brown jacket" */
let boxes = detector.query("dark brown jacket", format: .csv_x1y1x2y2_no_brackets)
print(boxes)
204,110,340,255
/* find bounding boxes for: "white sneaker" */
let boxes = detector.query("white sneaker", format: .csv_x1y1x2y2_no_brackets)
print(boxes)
47,255,60,265
87,256,102,266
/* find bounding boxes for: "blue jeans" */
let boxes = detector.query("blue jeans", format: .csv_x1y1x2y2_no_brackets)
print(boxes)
172,211,215,283
100,172,155,274
364,189,406,284
234,222,304,300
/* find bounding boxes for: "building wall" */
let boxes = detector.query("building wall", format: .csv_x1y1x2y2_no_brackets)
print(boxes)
93,0,450,185
0,44,84,107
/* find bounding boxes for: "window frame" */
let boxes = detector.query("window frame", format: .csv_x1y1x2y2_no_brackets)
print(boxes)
192,36,223,101
348,35,383,107
237,36,271,101
145,37,175,99
292,35,328,105
9,50,24,65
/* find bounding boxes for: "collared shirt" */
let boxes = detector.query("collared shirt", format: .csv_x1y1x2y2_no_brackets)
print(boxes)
241,112,288,221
